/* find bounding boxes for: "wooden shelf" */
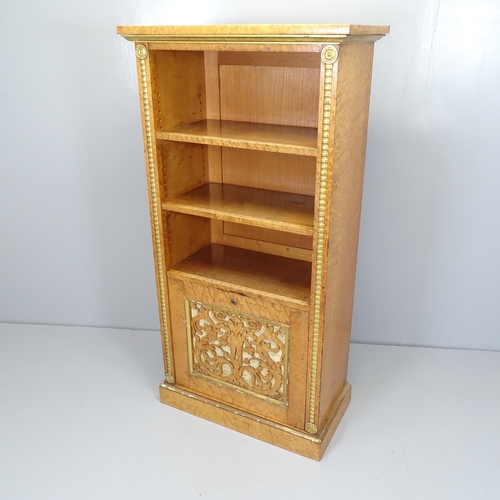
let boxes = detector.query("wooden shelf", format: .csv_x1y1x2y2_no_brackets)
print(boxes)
163,183,315,236
168,243,311,306
156,119,318,156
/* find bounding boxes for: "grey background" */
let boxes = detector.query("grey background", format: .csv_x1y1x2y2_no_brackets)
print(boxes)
1,0,499,350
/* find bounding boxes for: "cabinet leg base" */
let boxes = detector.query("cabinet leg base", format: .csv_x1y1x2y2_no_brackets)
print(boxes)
159,381,351,460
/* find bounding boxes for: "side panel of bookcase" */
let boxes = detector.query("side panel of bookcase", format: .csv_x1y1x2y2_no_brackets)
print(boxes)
318,42,375,426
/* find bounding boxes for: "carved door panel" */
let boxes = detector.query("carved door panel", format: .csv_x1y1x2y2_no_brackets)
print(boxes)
168,276,309,428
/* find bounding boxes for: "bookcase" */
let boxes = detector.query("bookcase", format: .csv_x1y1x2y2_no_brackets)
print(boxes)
117,24,389,460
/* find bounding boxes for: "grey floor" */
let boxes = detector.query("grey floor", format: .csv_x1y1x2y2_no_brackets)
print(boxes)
1,322,499,499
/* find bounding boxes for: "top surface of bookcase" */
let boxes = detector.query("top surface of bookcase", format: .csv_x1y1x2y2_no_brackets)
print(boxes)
117,24,390,35
117,24,390,43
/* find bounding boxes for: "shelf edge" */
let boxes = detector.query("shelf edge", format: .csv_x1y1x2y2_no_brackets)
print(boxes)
162,202,314,237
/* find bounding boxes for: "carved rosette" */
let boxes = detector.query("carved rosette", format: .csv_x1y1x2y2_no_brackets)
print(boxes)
306,45,339,435
136,44,174,384
185,299,290,406
135,43,148,60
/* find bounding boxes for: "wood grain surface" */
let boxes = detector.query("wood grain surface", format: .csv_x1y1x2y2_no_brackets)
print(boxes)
222,222,313,250
219,65,320,128
218,51,321,68
156,119,318,156
158,381,351,460
221,149,316,196
168,243,311,307
317,43,376,426
118,24,390,36
151,50,206,131
163,183,315,235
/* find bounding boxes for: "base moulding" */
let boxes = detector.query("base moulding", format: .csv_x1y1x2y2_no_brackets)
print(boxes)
159,380,351,460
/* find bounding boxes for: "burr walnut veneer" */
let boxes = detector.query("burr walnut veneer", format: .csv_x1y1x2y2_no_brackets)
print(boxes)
117,24,389,460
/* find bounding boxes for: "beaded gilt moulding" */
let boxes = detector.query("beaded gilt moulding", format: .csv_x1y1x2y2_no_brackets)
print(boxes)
117,24,389,460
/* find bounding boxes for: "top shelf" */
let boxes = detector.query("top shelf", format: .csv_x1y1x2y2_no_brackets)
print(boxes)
156,120,318,157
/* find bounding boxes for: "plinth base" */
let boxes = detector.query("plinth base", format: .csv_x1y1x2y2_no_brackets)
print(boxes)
159,381,351,460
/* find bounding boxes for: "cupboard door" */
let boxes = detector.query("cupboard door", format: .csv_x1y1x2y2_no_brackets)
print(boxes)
168,276,308,428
